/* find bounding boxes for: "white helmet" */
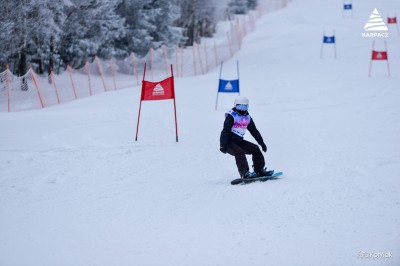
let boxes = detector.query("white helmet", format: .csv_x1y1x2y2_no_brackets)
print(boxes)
234,96,249,106
234,96,249,114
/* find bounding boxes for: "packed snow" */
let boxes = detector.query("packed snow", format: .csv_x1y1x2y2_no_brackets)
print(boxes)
1,0,399,265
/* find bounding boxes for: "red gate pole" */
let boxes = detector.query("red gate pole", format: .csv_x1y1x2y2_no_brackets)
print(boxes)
135,63,146,141
385,40,391,77
368,41,374,77
171,64,179,142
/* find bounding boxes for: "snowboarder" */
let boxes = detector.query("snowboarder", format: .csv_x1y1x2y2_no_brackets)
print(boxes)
219,96,270,179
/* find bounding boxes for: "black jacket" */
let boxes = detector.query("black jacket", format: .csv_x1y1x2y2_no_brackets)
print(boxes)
220,108,265,148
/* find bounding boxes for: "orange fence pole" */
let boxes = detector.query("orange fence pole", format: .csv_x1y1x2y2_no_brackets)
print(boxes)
204,42,209,73
30,68,45,108
110,58,117,90
67,65,78,99
214,41,219,68
196,43,204,75
85,62,93,96
50,67,60,104
163,45,169,77
227,32,233,58
150,47,154,80
131,53,139,85
6,64,10,112
95,56,107,91
192,46,197,76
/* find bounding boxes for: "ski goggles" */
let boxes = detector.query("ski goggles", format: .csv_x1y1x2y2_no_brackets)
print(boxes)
235,104,248,111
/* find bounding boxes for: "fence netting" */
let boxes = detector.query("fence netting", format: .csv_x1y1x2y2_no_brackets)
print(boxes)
0,0,290,112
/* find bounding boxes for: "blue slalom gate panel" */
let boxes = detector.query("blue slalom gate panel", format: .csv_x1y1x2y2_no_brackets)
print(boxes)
218,79,240,93
344,4,352,10
323,36,335,44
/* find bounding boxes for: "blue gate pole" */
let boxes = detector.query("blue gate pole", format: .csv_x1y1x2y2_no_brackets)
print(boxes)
236,60,240,96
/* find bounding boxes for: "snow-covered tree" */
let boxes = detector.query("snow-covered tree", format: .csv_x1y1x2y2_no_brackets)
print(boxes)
229,0,248,15
144,0,184,49
58,0,125,69
0,0,258,74
176,0,219,46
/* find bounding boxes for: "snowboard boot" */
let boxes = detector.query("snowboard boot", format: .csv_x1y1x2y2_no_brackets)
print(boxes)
256,167,274,177
241,170,257,179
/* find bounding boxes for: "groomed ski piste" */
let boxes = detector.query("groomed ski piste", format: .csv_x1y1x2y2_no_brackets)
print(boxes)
1,0,399,265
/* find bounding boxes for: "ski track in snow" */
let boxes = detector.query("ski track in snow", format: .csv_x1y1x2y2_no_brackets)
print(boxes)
1,0,400,265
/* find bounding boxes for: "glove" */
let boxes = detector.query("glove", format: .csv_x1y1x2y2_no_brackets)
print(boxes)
260,143,267,152
220,146,227,154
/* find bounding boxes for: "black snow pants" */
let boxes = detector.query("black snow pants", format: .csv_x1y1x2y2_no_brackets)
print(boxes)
227,140,265,175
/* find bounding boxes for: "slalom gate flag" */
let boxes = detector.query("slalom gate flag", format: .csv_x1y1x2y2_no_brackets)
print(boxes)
218,79,239,93
135,63,179,142
215,61,240,110
141,77,174,101
344,4,352,10
388,17,397,24
369,40,390,77
371,51,388,60
320,31,337,58
323,36,335,44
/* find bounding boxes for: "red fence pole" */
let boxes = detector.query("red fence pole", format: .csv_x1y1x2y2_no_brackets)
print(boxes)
110,58,117,90
50,67,60,104
204,42,209,72
192,46,197,76
368,41,374,77
150,47,154,81
85,62,93,96
180,48,184,77
175,46,179,77
163,45,169,78
30,68,45,108
131,53,139,85
6,64,10,112
196,43,204,75
385,40,391,77
227,32,233,58
95,56,107,91
67,65,78,99
214,41,219,68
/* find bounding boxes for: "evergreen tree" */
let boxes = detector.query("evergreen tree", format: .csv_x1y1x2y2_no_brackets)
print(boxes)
229,0,248,15
176,0,218,46
144,0,183,49
58,0,125,70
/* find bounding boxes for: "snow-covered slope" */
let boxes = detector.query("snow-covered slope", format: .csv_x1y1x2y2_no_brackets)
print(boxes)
1,0,399,265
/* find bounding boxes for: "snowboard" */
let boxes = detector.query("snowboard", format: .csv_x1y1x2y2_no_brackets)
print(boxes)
231,171,283,185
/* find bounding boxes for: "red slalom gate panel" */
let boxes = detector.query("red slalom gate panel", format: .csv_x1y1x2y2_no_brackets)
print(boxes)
371,51,388,60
